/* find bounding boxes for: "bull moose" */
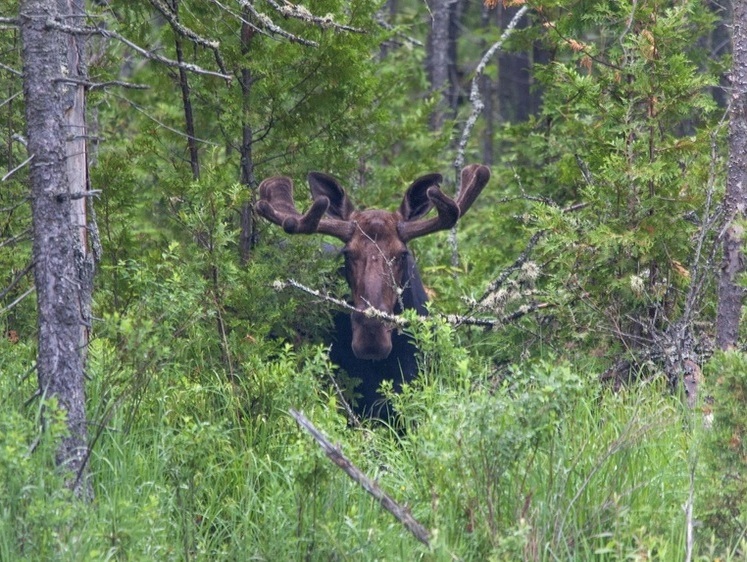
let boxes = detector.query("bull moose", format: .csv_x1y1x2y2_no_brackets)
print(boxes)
257,164,490,416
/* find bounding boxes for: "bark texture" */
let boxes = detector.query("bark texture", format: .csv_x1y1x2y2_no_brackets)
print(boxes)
717,0,747,350
20,0,93,498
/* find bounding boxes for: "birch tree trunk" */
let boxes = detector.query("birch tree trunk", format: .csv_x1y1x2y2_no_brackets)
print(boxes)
716,0,747,350
20,0,93,498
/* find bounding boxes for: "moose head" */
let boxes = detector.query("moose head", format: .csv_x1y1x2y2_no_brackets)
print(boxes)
256,164,491,361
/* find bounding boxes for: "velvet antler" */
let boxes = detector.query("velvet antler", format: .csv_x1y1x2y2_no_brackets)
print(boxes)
256,176,354,240
397,164,491,242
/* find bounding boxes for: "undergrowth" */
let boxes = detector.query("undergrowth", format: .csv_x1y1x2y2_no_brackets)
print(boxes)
1,322,742,560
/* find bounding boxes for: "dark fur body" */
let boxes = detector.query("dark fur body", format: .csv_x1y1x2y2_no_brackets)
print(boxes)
329,254,428,417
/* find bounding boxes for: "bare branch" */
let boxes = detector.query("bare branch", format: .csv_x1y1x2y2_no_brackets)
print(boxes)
237,1,318,47
265,0,365,34
0,286,35,316
449,5,528,264
0,261,35,301
149,0,229,75
0,91,22,110
453,5,528,174
43,17,232,80
273,278,409,327
0,61,22,77
54,77,149,90
274,278,546,329
2,154,34,182
289,409,431,547
111,92,221,146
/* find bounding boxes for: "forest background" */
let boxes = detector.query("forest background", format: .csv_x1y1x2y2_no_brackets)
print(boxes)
2,0,747,560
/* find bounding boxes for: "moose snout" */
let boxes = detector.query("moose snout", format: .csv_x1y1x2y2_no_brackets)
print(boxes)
350,311,393,360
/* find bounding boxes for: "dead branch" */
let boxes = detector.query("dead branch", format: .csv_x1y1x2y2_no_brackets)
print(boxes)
238,1,319,47
289,409,431,547
149,0,228,75
0,61,22,77
266,0,365,34
274,278,545,329
54,77,149,91
453,5,529,174
0,261,35,301
43,18,232,81
0,286,34,316
0,91,22,110
2,155,34,182
449,5,529,265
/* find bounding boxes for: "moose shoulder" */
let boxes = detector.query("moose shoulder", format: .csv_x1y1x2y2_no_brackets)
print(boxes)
257,164,490,416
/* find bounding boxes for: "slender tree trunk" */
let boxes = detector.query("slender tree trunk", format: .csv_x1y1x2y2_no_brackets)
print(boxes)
169,0,200,180
238,13,257,265
20,0,93,498
716,0,747,350
427,0,457,130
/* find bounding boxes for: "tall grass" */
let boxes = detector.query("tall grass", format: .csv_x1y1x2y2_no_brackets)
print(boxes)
0,325,742,560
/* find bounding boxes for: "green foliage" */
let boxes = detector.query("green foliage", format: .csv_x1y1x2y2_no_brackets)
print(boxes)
699,351,747,555
494,0,725,359
2,0,743,560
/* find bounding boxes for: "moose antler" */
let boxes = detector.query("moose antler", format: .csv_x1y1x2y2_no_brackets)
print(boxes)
398,164,491,242
256,176,354,240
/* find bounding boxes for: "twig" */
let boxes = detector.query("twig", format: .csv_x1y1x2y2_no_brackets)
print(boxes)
454,5,528,174
274,278,409,327
0,286,35,316
2,154,34,182
0,60,21,77
684,456,695,562
0,91,22,110
289,409,431,547
111,92,221,146
0,261,34,301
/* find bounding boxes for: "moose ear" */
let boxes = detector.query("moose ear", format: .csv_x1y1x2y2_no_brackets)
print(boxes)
307,172,354,221
399,173,443,221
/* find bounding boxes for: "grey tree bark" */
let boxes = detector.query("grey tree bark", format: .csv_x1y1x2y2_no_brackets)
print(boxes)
716,0,747,350
427,0,459,130
20,0,93,498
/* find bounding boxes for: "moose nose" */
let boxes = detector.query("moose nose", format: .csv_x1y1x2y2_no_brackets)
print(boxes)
350,311,393,360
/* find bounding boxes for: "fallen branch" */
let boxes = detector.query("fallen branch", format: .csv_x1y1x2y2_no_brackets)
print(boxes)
289,409,431,547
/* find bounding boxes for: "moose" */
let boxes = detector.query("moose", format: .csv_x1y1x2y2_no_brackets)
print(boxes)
257,164,491,416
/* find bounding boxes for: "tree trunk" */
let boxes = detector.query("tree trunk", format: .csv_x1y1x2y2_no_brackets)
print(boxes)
716,0,747,350
20,0,93,498
238,13,257,265
427,0,458,130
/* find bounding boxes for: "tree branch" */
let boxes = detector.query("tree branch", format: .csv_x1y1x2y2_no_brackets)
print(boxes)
43,17,232,81
149,0,229,75
449,5,529,265
289,409,431,547
265,0,365,34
